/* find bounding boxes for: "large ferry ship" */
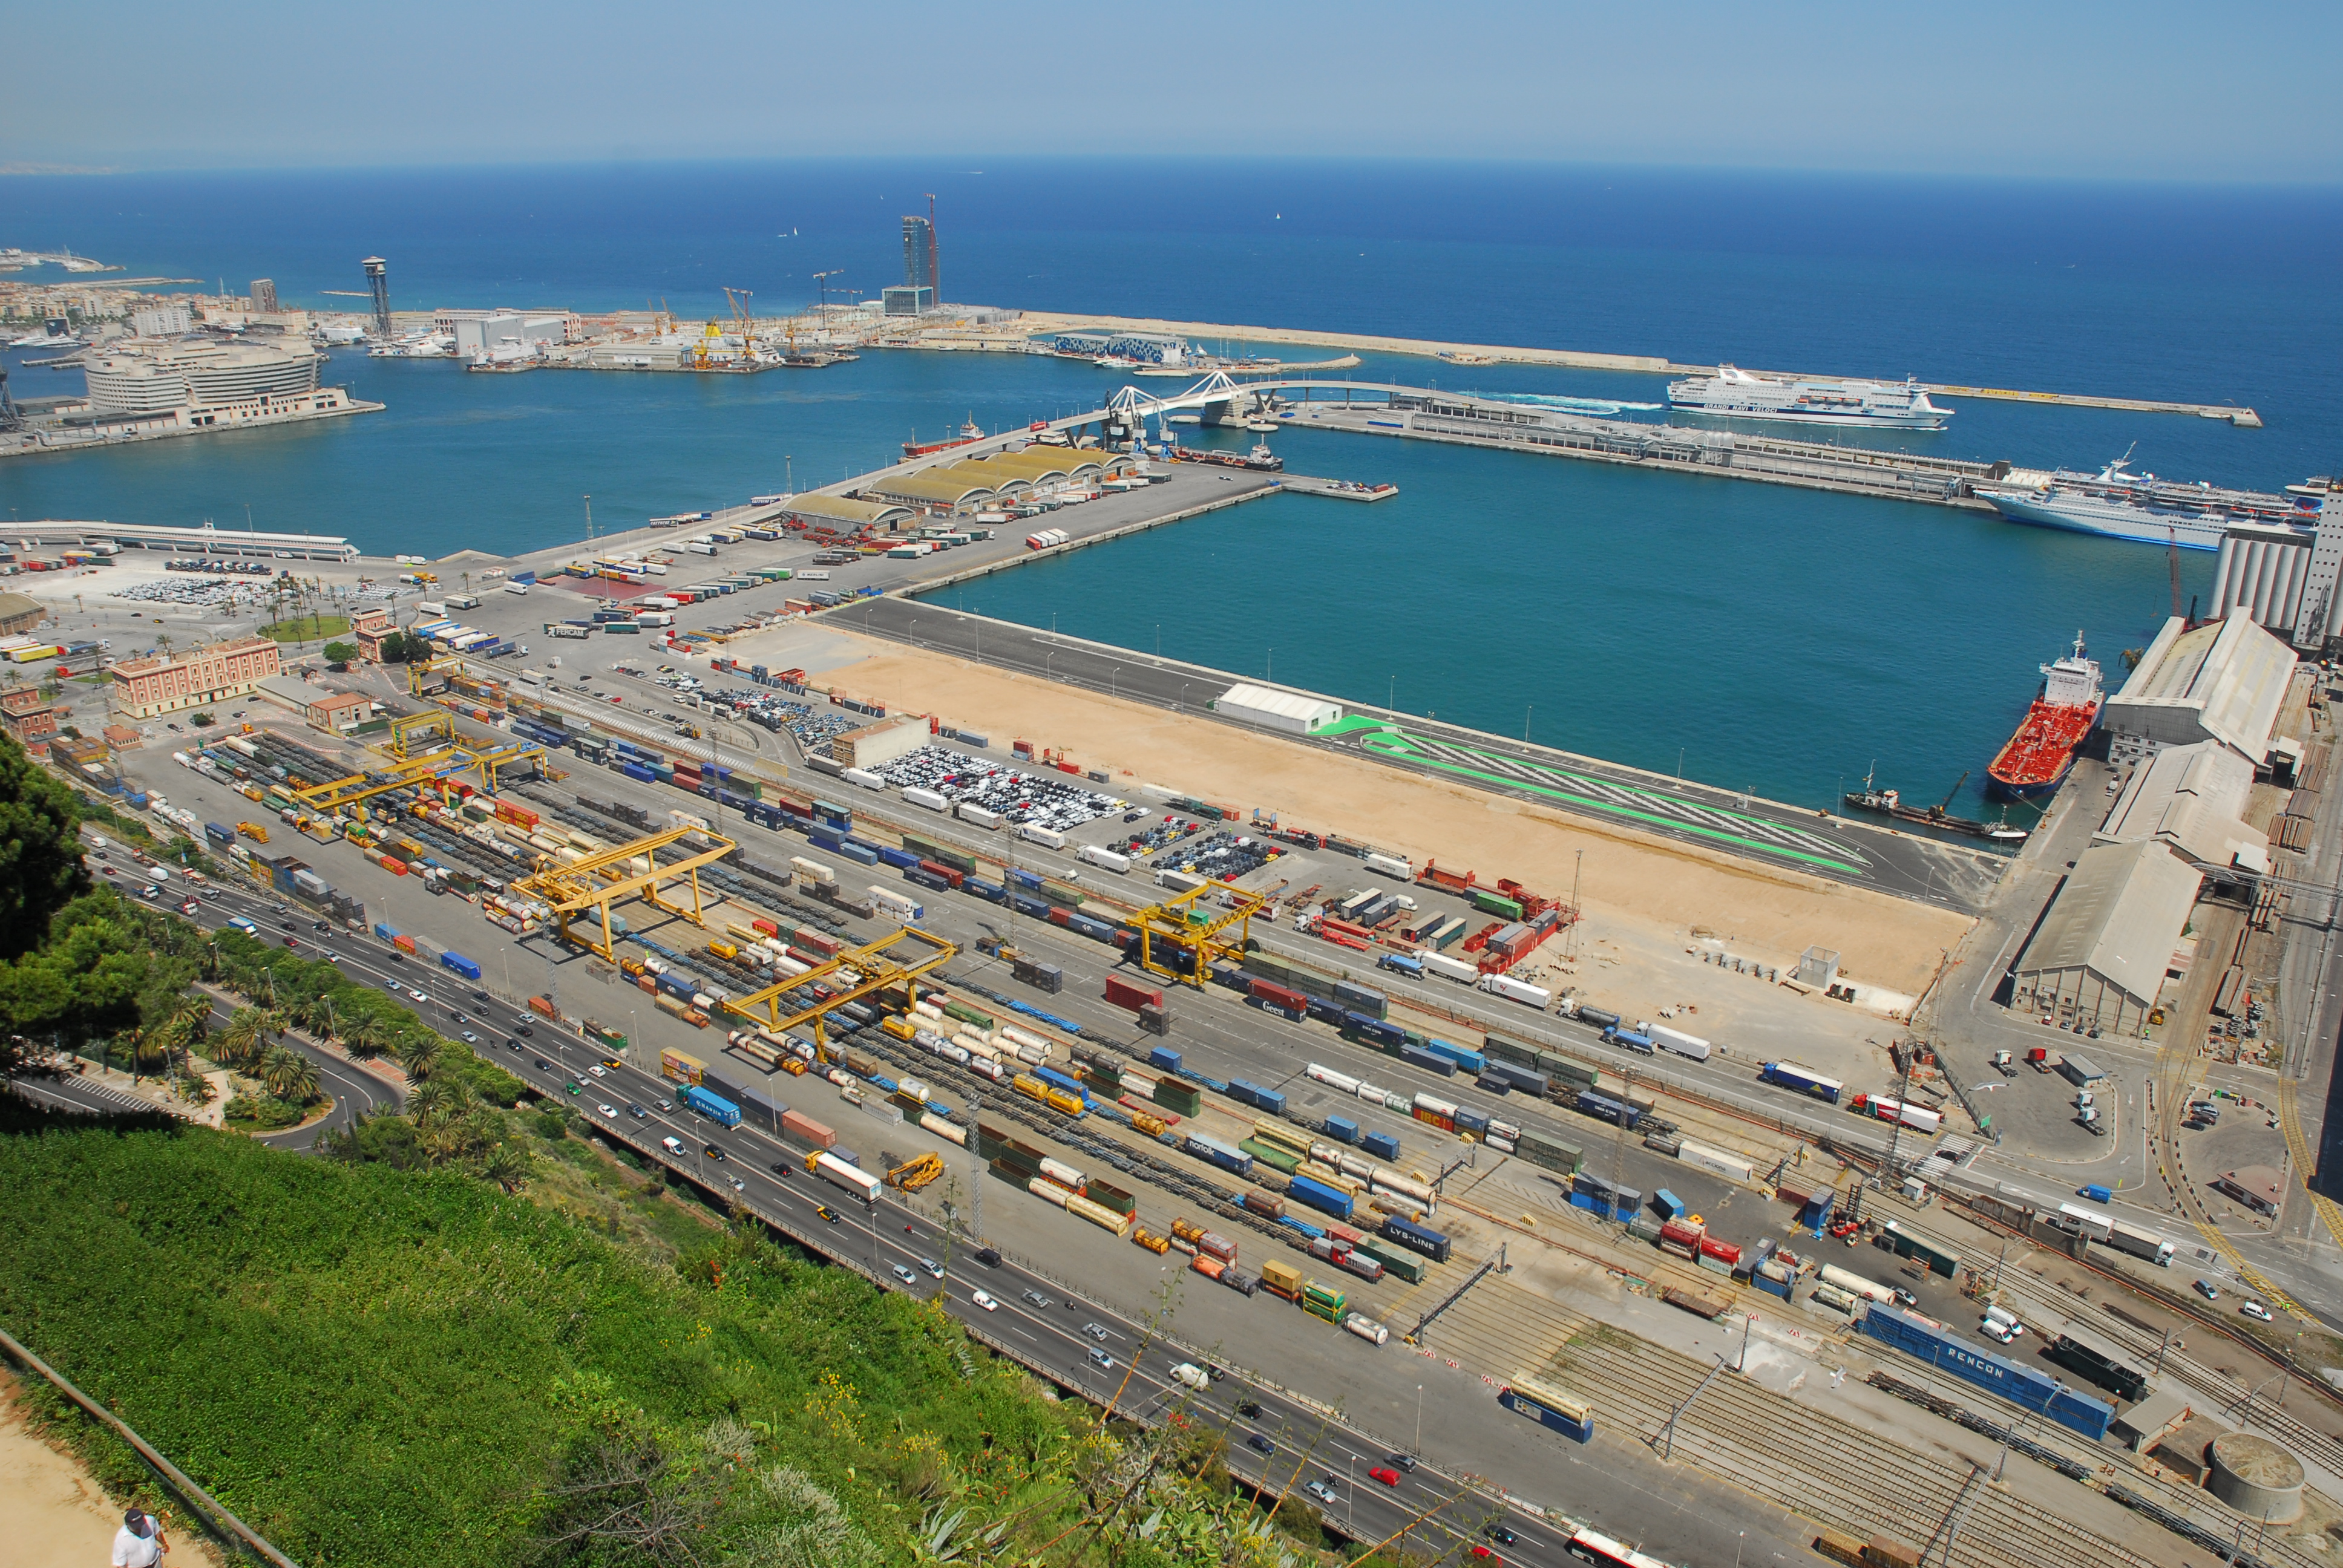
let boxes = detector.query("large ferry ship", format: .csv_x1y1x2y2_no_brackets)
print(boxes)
1972,451,2320,550
1666,365,1952,430
1987,633,2103,799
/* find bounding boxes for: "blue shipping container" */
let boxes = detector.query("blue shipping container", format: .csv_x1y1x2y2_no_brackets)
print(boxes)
1575,1089,1642,1129
1227,1078,1286,1116
1860,1306,2112,1441
876,846,920,869
837,841,879,866
373,923,399,942
1498,1384,1593,1445
1361,1131,1400,1161
1422,1039,1486,1074
1759,1060,1844,1105
1379,1214,1453,1264
1286,1174,1355,1220
1455,1107,1490,1135
680,1083,742,1127
439,950,482,981
1149,1047,1182,1073
1484,1062,1550,1098
1398,1044,1457,1077
1323,1115,1360,1144
1183,1132,1254,1177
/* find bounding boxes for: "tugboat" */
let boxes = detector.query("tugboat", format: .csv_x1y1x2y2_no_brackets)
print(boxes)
1844,766,2029,843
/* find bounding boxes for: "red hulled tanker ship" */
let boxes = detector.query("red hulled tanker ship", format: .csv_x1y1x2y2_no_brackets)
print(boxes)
1987,632,2103,799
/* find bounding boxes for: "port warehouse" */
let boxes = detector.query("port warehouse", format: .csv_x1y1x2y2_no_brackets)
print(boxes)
2011,609,2295,1037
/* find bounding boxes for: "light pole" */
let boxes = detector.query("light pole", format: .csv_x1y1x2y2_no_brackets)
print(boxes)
1414,1385,1423,1455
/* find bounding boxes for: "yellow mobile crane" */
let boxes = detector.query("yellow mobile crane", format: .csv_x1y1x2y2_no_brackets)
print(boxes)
1123,881,1269,989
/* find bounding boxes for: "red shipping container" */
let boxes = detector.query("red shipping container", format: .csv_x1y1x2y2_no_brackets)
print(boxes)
528,995,559,1019
1055,760,1082,774
1196,1230,1237,1263
638,976,660,995
1191,1252,1225,1279
795,929,842,956
1250,978,1308,1013
1659,1219,1706,1247
1698,1236,1744,1268
1104,974,1164,1013
781,1109,836,1149
1046,906,1073,927
751,917,780,938
392,933,418,953
917,858,965,889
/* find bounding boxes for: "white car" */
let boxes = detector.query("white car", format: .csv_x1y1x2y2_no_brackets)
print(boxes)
408,988,428,1002
597,1103,618,1120
971,1290,998,1312
588,1065,607,1078
2241,1300,2275,1322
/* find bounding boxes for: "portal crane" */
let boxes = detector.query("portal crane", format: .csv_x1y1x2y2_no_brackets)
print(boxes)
718,926,957,1058
1124,881,1268,989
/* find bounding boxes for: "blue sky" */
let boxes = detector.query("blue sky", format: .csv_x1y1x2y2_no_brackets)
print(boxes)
7,1,2336,181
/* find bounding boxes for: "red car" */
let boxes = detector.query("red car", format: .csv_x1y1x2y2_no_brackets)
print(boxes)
1469,1549,1500,1563
1368,1466,1401,1488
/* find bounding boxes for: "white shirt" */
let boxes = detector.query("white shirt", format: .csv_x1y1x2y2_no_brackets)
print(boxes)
112,1522,162,1567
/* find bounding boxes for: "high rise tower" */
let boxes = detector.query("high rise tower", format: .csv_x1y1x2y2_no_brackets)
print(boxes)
362,256,391,339
901,204,938,301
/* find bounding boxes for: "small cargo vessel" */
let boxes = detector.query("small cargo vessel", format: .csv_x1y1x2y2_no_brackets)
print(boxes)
1171,440,1283,472
1987,633,2103,799
1843,767,2028,843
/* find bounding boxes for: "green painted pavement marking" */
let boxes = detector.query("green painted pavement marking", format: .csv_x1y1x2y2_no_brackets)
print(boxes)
1357,728,1871,878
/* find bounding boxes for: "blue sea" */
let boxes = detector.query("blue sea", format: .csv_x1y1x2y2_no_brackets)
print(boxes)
4,160,2338,816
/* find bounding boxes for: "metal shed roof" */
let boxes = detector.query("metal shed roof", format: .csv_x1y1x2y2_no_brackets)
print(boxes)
2015,838,2203,1006
1216,682,1339,723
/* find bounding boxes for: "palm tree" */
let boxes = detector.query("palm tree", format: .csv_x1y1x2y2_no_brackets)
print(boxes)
408,1077,472,1128
478,1141,534,1194
260,1044,321,1104
341,1016,392,1061
297,994,338,1042
394,1033,444,1082
214,1007,267,1070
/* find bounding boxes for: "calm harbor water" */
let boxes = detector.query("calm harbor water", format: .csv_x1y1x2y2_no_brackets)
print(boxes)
4,158,2336,815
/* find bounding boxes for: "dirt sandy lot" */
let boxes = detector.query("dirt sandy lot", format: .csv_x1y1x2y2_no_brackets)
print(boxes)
0,1370,126,1566
727,627,1970,995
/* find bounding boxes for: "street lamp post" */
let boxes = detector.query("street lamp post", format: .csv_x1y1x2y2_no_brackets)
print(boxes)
1414,1385,1423,1455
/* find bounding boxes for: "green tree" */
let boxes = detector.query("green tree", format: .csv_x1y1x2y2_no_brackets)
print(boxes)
297,994,338,1042
323,641,358,664
260,1044,321,1105
0,731,91,958
214,1007,269,1070
395,1033,444,1082
342,1015,392,1061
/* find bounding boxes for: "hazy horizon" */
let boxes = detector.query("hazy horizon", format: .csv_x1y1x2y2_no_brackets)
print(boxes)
5,1,2335,183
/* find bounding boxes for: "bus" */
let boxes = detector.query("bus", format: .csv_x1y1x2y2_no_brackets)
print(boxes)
1564,1527,1673,1568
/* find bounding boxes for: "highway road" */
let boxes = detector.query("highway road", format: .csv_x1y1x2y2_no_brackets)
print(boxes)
33,827,1823,1567
835,593,2005,914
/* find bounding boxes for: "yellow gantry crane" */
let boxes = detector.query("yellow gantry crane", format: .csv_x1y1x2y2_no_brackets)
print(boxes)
291,746,479,813
387,709,454,757
511,825,739,961
720,926,958,1061
1124,881,1268,989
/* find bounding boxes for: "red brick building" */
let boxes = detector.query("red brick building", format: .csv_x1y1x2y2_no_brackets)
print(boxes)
109,635,281,720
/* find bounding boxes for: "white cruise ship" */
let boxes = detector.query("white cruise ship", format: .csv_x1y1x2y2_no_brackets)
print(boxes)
1666,364,1952,430
1973,452,2319,551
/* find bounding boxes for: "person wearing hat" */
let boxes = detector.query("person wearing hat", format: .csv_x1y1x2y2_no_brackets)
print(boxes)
111,1508,168,1567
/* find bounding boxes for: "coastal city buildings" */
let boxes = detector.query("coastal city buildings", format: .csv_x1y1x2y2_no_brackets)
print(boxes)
0,590,47,637
108,635,280,719
0,685,57,757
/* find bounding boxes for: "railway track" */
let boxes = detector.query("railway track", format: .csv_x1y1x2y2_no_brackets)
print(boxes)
1559,1329,2165,1568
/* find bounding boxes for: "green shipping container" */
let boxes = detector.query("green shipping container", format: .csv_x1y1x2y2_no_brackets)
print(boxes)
1154,1079,1202,1116
942,1001,995,1029
1473,889,1524,919
1540,1053,1598,1092
1483,1033,1540,1069
1515,1131,1583,1175
1085,1064,1124,1095
1040,878,1086,909
1355,1238,1425,1284
1240,1137,1302,1174
996,1147,1041,1177
1085,1179,1136,1216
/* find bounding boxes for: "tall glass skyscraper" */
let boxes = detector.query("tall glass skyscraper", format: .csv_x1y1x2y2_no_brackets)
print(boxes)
901,215,937,296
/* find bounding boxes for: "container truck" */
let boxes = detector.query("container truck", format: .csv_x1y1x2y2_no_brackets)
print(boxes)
1760,1060,1844,1104
810,1151,881,1201
680,1083,741,1126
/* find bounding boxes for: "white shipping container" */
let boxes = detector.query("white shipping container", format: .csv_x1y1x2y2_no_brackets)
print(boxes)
1027,1177,1074,1207
1362,852,1412,880
1075,843,1131,874
1650,1023,1714,1062
1343,1315,1390,1345
1156,867,1205,893
1037,1157,1086,1189
843,767,886,791
1000,1024,1052,1056
1674,1138,1756,1182
1480,973,1553,1009
813,1152,881,1201
1415,949,1479,983
1355,1081,1388,1104
868,884,922,922
1018,823,1067,849
956,803,1004,830
902,786,949,812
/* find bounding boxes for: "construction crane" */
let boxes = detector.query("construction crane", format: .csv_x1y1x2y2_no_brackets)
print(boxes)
885,1152,943,1192
718,926,957,1059
511,824,739,961
811,270,841,322
291,747,477,812
723,287,756,358
1124,881,1269,989
387,709,454,758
